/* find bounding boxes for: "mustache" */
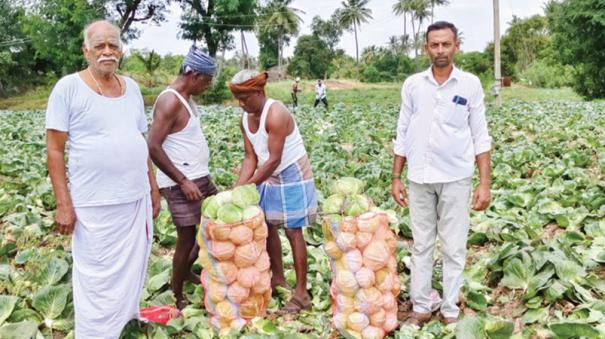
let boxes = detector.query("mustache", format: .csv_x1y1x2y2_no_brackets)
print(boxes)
97,56,119,63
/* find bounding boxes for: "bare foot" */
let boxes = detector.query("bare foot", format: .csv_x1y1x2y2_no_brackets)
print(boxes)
186,272,200,284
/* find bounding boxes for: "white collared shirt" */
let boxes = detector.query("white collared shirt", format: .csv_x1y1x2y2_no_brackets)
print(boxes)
394,66,492,184
315,83,326,99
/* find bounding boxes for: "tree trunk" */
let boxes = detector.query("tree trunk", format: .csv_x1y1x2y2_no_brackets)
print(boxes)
412,17,419,71
354,20,359,64
431,1,435,23
241,30,249,68
278,34,283,79
404,12,407,40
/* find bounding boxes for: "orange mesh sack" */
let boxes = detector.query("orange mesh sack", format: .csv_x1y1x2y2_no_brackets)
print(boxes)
324,211,401,338
198,185,271,336
322,178,401,339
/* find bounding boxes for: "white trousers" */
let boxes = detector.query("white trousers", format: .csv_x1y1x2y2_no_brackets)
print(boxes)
72,194,153,338
408,178,471,318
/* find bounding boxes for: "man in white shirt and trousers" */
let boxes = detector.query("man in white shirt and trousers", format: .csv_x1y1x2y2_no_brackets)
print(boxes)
391,21,492,326
313,79,328,109
46,20,160,338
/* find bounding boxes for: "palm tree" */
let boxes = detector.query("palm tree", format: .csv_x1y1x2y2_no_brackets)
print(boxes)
261,0,304,78
337,0,373,64
408,0,430,71
393,0,413,46
429,0,449,23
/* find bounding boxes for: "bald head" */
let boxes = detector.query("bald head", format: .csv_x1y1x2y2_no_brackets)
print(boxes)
83,20,122,51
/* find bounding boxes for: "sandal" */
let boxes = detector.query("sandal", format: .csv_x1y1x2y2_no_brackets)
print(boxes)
275,297,311,315
405,312,432,326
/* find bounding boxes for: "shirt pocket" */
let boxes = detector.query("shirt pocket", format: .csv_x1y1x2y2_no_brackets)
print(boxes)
441,101,470,130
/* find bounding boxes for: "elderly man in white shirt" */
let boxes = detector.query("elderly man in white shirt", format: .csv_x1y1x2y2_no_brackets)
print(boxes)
391,21,492,326
46,20,160,338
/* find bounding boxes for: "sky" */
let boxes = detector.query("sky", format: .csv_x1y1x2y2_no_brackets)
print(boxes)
126,0,547,58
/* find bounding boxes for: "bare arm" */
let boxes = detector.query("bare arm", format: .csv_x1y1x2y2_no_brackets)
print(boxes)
391,155,408,207
391,81,413,208
146,150,161,218
235,120,258,186
148,95,202,200
47,129,76,234
472,151,491,211
239,104,291,185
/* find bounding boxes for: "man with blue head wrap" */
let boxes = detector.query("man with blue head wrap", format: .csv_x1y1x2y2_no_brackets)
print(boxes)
181,45,216,76
148,45,218,309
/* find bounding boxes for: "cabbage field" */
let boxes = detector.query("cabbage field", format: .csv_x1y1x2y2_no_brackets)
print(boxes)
0,99,604,338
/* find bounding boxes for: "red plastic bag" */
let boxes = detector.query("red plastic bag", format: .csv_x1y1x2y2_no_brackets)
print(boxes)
139,306,180,325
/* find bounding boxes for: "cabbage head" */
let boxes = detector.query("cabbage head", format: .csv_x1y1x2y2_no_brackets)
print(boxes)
232,184,260,208
217,203,243,223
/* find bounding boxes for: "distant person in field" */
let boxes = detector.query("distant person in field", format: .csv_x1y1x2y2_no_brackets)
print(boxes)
228,70,318,315
291,77,301,108
313,79,328,108
391,21,492,326
147,45,218,310
45,20,160,337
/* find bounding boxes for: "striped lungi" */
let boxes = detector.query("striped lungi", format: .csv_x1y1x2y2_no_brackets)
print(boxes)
258,155,318,228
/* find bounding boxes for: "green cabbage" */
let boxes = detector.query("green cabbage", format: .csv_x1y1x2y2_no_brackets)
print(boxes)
202,196,220,219
217,203,243,224
344,194,371,217
243,205,262,220
323,194,345,214
232,184,260,208
215,191,233,206
330,177,365,195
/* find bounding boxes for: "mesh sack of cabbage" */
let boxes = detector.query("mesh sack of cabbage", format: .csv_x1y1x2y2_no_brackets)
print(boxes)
197,184,272,336
322,178,401,339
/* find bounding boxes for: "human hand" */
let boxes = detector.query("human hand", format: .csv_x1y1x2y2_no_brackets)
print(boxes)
472,183,491,211
55,205,76,235
391,178,408,208
151,188,161,218
180,179,202,201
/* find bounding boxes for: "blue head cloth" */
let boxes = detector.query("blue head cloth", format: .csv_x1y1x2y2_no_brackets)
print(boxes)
182,45,216,76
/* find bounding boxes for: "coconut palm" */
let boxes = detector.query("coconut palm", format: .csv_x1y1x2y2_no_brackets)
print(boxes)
392,0,413,45
337,0,373,64
429,0,449,23
261,0,304,78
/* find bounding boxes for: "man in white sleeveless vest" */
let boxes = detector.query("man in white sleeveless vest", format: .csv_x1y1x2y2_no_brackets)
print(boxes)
148,46,218,309
46,20,160,338
228,70,318,314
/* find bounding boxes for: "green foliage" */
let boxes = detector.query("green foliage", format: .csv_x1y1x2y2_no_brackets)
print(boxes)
21,0,106,77
199,65,236,104
329,52,358,79
287,35,332,79
178,0,257,58
519,59,574,88
358,46,414,83
548,0,605,99
337,0,373,63
455,51,492,77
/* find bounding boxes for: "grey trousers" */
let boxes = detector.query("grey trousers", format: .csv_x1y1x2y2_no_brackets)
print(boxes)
408,177,472,317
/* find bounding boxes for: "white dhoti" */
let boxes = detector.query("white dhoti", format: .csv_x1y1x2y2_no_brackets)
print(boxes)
72,194,153,339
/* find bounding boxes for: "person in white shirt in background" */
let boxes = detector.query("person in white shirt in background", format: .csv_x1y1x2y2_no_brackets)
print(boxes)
313,79,328,108
46,20,160,338
390,21,492,326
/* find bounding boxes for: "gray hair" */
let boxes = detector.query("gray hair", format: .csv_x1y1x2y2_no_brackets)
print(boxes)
83,20,123,50
231,69,260,85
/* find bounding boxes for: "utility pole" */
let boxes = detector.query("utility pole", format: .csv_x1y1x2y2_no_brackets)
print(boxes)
493,0,502,107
